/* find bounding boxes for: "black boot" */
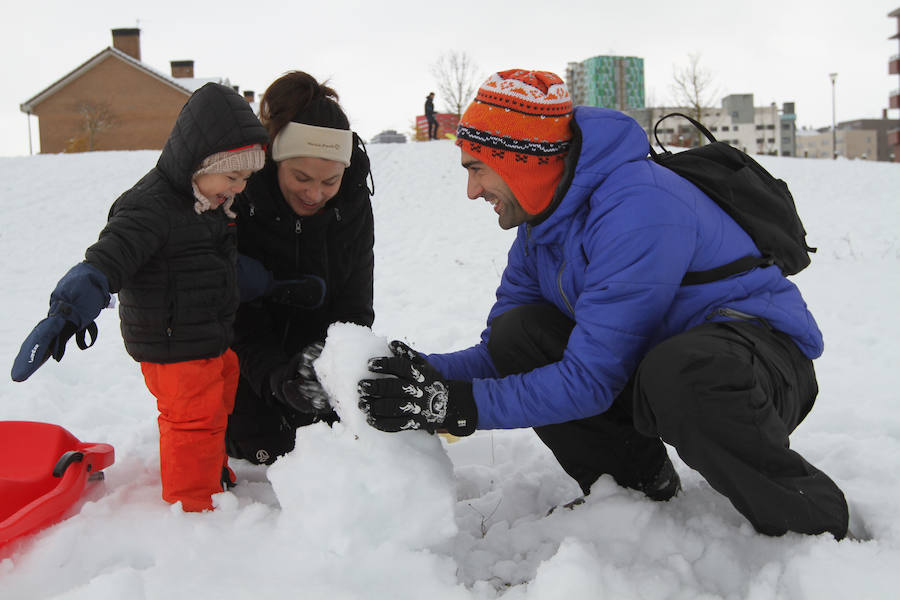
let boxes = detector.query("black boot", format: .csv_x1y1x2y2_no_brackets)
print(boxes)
221,466,237,491
639,455,681,501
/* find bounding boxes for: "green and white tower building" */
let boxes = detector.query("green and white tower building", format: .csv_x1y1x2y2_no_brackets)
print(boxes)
565,55,645,110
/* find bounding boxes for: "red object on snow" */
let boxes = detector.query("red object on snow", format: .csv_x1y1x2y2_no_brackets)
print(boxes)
0,421,114,547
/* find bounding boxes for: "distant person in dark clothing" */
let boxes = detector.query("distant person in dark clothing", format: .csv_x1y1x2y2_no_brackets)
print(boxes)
425,92,438,140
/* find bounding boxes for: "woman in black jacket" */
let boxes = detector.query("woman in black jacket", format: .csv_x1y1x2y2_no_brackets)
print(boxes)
225,71,375,464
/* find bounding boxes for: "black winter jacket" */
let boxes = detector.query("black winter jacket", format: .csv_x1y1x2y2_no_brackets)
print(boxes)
231,140,375,401
84,83,269,363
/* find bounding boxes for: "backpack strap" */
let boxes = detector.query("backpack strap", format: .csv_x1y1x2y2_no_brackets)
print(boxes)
649,114,778,285
681,254,775,286
650,112,719,159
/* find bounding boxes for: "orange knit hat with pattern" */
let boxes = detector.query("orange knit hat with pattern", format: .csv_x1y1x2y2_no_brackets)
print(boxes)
455,69,574,215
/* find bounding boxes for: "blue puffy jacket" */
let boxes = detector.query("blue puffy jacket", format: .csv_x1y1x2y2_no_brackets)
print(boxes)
427,107,823,430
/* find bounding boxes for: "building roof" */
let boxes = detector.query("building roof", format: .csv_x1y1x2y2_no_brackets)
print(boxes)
19,46,230,113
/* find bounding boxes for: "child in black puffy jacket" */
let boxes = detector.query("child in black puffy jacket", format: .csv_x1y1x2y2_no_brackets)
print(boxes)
12,83,269,512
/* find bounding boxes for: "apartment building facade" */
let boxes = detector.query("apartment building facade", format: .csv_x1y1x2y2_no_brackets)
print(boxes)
888,7,900,161
565,56,645,111
626,95,796,156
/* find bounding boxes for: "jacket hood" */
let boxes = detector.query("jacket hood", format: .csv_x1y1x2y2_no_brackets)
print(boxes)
156,83,269,196
530,107,650,242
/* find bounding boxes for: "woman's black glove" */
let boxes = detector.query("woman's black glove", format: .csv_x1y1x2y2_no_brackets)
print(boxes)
267,276,326,310
269,341,331,414
357,341,477,436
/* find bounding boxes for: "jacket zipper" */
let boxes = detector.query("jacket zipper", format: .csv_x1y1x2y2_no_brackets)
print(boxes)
706,307,773,330
294,219,302,267
557,260,575,317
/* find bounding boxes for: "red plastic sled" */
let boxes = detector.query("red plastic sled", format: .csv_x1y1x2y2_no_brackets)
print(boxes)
0,421,114,547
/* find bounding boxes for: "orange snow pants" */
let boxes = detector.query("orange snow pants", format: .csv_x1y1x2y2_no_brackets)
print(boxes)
141,349,239,512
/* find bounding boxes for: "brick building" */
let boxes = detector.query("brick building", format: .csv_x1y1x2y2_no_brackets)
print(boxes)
20,29,236,154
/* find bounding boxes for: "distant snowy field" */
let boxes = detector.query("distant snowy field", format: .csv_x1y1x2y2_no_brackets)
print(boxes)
0,141,898,599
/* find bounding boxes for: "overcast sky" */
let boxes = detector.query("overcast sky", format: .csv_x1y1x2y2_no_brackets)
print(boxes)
1,0,898,156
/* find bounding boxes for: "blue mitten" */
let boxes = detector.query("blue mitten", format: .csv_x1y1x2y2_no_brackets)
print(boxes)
12,262,110,382
237,253,274,302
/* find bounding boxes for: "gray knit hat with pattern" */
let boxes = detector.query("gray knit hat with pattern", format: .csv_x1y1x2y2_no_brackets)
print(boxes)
192,144,265,216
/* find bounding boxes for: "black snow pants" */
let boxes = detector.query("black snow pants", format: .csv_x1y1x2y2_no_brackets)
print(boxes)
427,115,438,140
487,303,848,538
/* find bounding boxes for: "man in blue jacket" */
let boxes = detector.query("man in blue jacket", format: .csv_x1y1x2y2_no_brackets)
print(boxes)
359,69,848,539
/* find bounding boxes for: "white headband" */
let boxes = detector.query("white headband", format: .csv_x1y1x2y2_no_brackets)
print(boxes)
272,122,353,167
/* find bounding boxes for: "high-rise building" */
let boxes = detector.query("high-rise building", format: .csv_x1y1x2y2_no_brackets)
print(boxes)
888,7,900,161
565,56,645,110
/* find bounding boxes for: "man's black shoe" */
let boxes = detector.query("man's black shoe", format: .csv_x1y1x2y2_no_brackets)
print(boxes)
639,455,681,501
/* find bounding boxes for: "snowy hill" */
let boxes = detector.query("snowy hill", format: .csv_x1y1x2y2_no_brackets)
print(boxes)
0,142,898,599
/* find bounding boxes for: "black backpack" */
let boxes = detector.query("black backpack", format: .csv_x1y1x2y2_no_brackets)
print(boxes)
648,113,816,285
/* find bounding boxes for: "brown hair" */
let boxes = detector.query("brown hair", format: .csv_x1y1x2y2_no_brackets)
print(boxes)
259,71,350,143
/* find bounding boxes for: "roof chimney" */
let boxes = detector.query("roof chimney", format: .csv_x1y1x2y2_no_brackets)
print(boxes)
170,60,195,79
111,28,141,61
243,90,255,103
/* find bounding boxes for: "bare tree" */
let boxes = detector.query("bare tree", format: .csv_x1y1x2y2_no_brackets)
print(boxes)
430,51,481,119
670,53,718,145
74,101,118,151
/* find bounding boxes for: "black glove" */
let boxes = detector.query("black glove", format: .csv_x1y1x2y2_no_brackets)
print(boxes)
357,341,477,436
267,276,326,310
12,262,108,382
237,254,326,309
268,342,331,414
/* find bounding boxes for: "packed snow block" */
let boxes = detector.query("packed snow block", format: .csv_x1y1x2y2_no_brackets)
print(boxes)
267,323,458,552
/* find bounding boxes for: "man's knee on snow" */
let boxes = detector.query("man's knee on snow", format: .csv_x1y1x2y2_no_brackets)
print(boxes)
488,304,573,376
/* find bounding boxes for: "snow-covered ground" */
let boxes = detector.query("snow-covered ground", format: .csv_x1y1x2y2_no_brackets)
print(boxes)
0,141,898,599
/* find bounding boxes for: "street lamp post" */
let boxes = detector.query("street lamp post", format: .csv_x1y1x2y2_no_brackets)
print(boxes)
829,72,838,159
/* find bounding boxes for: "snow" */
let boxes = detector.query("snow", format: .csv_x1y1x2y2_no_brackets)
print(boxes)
0,141,898,599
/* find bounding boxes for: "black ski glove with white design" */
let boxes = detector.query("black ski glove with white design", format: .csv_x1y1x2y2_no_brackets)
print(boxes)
269,341,331,415
357,341,477,436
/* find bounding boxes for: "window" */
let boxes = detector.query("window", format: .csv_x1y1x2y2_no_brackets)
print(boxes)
767,138,775,144
710,126,718,131
756,138,764,144
722,125,730,131
766,124,775,130
756,124,764,130
734,125,739,131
